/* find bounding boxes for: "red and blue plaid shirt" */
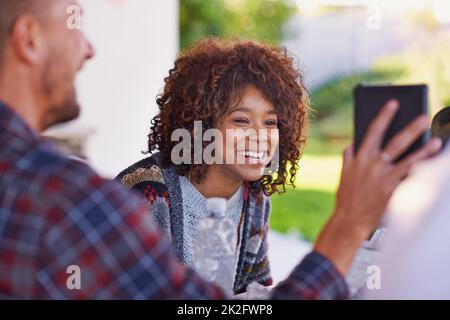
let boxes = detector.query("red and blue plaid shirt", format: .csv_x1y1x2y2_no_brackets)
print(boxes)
0,102,348,299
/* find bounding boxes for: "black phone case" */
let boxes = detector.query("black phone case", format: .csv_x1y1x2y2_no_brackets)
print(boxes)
354,84,428,162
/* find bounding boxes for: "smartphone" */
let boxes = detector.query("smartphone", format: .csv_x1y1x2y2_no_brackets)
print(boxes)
354,84,429,162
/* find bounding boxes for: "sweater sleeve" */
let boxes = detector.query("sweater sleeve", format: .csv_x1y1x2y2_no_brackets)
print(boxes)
116,165,172,238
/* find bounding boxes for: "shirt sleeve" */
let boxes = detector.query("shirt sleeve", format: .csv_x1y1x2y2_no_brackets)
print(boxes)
271,251,349,300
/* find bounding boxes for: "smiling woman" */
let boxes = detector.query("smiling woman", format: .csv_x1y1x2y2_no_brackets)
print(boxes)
116,37,309,295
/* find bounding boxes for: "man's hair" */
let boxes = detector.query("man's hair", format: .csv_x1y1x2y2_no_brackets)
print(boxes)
432,106,450,146
0,0,48,60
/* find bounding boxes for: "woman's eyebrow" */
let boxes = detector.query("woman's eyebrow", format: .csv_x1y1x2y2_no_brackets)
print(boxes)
228,107,251,114
228,106,277,115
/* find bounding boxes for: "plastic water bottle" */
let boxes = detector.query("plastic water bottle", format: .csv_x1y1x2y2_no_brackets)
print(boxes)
193,197,237,295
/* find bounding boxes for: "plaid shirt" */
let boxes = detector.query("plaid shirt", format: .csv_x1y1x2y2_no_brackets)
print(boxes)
0,102,348,299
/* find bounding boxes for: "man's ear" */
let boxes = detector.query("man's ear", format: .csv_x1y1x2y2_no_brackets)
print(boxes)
9,14,46,66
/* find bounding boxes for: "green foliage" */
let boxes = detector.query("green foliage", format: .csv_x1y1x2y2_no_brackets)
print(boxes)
310,41,450,141
180,0,296,50
376,44,450,114
310,67,405,140
311,69,405,119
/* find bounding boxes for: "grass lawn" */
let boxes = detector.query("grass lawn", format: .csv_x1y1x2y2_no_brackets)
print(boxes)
270,188,335,242
269,149,345,242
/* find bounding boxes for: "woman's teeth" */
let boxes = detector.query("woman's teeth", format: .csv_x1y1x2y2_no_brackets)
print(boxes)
237,151,265,160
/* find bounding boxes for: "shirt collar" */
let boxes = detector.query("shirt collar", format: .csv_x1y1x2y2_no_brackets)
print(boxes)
0,101,39,142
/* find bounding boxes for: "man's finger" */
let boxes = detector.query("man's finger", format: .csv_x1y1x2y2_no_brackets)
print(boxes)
381,115,428,162
359,99,399,157
389,137,442,183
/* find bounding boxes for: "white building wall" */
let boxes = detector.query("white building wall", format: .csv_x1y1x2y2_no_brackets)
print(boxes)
69,0,179,178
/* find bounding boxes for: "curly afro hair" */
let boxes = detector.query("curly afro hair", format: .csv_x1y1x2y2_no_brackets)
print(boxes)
148,37,310,196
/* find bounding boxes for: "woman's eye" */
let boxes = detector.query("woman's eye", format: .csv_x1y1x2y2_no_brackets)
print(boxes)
233,118,249,125
265,120,278,126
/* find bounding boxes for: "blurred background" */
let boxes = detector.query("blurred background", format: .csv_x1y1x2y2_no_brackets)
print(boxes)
44,0,450,282
179,0,450,243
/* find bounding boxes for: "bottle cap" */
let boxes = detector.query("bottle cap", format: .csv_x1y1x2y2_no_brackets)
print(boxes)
206,197,227,218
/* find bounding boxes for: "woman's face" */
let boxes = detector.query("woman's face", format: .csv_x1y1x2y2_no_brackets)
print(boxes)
215,85,280,182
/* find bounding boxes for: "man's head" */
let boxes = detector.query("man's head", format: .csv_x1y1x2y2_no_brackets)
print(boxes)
432,106,450,146
0,0,94,131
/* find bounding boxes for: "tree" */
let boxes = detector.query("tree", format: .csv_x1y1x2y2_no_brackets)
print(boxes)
180,0,296,50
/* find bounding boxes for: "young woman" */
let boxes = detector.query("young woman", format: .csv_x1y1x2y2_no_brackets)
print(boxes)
116,37,441,295
117,38,307,294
